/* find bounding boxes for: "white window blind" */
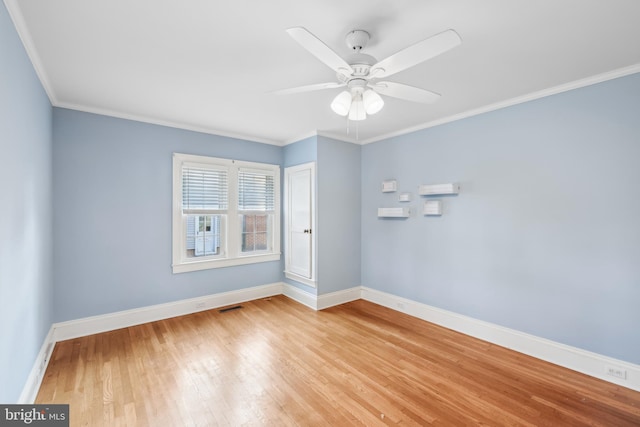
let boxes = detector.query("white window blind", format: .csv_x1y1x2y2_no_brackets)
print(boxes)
238,170,275,211
182,167,228,213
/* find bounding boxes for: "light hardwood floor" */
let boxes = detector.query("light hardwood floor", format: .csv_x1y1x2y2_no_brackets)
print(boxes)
37,296,640,426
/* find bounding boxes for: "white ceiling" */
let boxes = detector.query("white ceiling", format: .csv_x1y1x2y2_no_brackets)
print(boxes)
6,0,640,145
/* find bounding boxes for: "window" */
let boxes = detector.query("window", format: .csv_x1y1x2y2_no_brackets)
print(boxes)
238,169,275,254
172,153,280,273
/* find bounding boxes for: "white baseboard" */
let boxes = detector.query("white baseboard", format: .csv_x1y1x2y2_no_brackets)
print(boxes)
282,284,361,310
19,326,56,404
52,282,284,342
361,286,640,392
282,283,318,309
317,286,361,310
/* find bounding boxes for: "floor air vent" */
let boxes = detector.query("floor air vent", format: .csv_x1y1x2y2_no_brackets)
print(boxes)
219,305,243,313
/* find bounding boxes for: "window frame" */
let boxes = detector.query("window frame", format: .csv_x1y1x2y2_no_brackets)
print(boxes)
172,153,280,273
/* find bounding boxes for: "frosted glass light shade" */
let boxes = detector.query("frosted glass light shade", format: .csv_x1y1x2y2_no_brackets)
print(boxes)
363,89,384,115
330,91,352,116
348,94,366,121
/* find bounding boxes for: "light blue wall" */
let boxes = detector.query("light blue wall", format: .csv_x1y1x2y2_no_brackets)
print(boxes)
361,72,640,364
283,135,317,168
52,108,283,322
281,135,362,294
317,136,361,293
0,3,53,402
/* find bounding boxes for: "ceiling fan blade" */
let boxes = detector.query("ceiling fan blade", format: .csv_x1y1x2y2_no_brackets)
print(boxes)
273,82,345,95
370,29,461,79
371,81,441,104
286,27,353,77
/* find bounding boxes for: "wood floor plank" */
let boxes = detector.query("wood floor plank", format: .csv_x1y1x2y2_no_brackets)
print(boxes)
36,296,640,426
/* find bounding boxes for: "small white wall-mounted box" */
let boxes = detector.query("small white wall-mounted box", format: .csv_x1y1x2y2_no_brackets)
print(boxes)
398,192,412,202
418,183,460,196
378,207,412,218
423,200,442,216
382,180,397,193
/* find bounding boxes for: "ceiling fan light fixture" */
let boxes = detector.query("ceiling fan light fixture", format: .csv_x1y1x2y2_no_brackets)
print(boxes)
331,90,352,116
283,27,462,128
363,89,384,115
348,94,366,121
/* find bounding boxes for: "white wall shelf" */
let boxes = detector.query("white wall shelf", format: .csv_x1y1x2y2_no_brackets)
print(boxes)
418,183,460,196
398,192,412,202
423,200,442,216
381,179,397,193
378,207,412,218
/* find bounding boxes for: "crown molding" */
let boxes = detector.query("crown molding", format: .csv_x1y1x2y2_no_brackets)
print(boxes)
55,102,283,146
360,63,640,145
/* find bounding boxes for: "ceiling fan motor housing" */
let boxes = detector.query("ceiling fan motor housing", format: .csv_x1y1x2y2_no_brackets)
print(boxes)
340,31,377,81
337,52,377,83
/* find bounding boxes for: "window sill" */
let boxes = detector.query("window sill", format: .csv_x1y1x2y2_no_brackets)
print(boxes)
173,253,281,274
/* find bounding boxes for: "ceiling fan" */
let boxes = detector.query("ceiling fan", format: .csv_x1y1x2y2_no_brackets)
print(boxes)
276,27,462,121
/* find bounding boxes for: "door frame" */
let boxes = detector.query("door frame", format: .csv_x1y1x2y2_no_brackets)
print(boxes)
283,162,317,287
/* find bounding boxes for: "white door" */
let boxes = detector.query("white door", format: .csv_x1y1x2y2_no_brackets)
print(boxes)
285,163,315,285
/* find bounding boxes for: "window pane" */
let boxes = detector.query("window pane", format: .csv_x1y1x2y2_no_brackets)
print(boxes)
186,214,223,257
255,214,267,232
241,214,270,253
